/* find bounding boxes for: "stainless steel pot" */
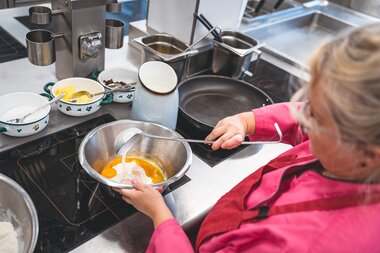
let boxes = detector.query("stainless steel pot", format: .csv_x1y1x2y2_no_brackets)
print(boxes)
0,173,39,253
78,120,192,189
134,34,197,81
212,31,263,79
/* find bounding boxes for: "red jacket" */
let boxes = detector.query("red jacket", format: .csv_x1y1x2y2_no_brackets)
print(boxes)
147,103,380,253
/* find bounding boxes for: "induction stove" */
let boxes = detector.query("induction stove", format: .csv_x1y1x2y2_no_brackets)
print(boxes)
176,59,296,167
0,114,189,252
176,113,249,168
243,59,296,103
0,26,27,63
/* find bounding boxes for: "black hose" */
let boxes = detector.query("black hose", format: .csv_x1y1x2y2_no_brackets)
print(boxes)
254,0,266,14
273,0,285,10
193,13,223,42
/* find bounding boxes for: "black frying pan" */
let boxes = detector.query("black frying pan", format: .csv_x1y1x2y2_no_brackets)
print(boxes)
178,75,273,133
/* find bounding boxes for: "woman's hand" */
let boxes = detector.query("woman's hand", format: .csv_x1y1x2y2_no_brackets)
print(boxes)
113,180,174,228
205,112,255,150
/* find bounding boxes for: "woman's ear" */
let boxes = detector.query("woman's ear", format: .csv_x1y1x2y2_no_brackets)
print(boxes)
359,145,380,169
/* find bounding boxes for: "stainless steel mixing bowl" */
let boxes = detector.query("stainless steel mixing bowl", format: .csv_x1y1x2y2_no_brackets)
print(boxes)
0,173,39,253
78,119,192,189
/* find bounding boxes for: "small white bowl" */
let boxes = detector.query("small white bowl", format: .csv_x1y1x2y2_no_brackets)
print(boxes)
98,68,137,103
0,92,51,137
43,77,113,117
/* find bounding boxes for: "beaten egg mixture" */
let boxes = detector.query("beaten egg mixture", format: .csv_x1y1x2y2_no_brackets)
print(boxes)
54,85,92,103
101,156,165,184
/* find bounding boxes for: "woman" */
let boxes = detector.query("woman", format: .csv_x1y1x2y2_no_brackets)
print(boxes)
114,24,380,252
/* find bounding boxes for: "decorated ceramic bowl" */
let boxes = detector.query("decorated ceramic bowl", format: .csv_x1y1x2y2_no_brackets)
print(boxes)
97,68,137,103
43,77,113,116
0,92,51,137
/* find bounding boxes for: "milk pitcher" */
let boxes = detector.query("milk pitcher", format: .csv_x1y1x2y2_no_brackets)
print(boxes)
131,61,179,129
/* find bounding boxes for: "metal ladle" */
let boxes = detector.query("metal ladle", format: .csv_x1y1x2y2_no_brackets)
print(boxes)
114,123,283,154
69,82,136,103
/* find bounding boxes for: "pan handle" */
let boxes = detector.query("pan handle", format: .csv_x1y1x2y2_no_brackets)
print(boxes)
241,122,283,144
205,123,282,145
140,123,283,145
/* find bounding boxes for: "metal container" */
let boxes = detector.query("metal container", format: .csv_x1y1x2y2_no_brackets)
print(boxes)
26,29,56,66
78,119,192,189
29,6,52,25
212,31,262,79
0,173,38,253
105,19,125,49
134,34,196,81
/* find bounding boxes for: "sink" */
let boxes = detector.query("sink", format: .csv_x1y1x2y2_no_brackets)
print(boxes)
245,11,354,68
243,0,300,23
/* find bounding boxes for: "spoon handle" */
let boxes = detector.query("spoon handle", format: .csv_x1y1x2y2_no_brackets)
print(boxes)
17,94,64,122
93,82,137,96
30,93,64,114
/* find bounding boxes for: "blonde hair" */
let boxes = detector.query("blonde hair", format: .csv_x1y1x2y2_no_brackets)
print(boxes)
291,23,380,146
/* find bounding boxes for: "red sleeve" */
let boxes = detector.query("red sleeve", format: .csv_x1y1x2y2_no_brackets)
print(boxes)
249,102,308,146
146,219,195,253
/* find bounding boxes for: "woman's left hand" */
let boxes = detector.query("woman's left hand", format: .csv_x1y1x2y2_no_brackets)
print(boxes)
113,180,174,228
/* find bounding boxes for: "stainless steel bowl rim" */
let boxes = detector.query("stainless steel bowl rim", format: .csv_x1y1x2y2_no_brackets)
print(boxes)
0,173,39,253
78,119,193,189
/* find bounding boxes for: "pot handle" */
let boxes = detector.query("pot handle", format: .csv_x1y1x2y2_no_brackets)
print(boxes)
100,93,113,106
39,93,54,101
0,127,7,133
43,82,55,94
89,70,101,81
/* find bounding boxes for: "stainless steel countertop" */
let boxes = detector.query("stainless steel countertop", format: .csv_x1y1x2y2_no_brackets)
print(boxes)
0,5,291,252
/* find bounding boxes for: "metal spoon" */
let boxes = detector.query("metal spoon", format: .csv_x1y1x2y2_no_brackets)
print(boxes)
114,123,283,154
116,133,142,157
6,94,64,124
69,82,136,103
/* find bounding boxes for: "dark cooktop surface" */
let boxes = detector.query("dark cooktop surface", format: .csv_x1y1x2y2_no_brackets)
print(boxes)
176,112,249,168
0,26,27,63
0,114,189,252
243,59,296,103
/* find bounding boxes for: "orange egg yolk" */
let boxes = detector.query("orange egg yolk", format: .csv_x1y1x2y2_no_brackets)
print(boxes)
101,167,117,178
101,156,164,183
